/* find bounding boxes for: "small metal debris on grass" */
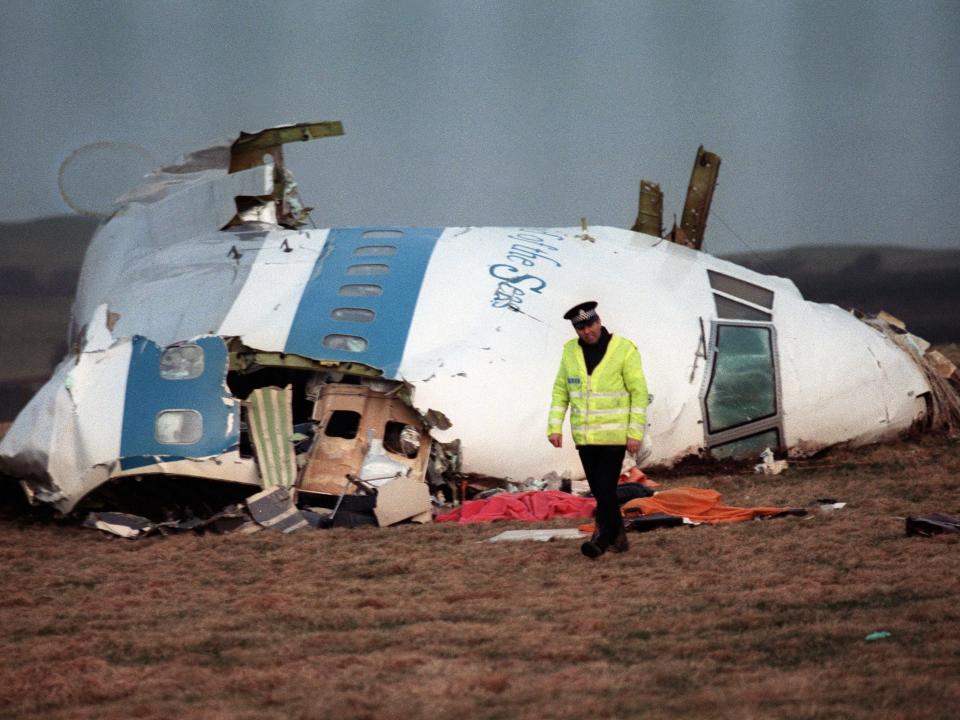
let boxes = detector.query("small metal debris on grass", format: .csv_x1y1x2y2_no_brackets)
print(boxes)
245,486,310,533
815,498,847,511
485,528,587,543
754,447,788,475
905,512,960,536
83,511,156,539
864,631,892,642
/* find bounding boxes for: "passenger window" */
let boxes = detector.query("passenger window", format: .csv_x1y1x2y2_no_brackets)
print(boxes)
155,409,203,444
159,344,204,380
346,264,390,276
338,284,383,297
705,325,777,433
331,308,375,322
322,334,368,353
353,245,397,257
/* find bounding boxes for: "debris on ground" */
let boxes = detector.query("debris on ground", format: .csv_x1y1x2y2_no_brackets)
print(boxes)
626,512,698,532
815,498,847,511
246,486,310,533
755,447,789,475
485,528,587,543
905,512,960,536
82,511,157,538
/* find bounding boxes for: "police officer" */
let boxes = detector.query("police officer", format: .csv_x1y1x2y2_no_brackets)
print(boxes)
547,301,649,558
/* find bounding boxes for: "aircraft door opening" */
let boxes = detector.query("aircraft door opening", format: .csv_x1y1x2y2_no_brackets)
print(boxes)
700,321,784,459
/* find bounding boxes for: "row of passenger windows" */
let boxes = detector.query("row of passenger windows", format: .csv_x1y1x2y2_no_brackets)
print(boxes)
331,253,377,348
327,242,399,353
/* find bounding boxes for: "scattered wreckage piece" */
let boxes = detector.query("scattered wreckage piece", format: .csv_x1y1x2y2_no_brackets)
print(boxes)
904,512,960,537
485,528,587,543
83,511,156,539
246,486,309,533
754,447,789,475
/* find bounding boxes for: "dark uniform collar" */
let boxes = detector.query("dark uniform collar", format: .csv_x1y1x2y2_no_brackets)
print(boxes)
579,327,612,375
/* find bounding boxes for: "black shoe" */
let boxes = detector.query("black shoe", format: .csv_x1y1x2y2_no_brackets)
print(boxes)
580,540,605,559
608,526,629,553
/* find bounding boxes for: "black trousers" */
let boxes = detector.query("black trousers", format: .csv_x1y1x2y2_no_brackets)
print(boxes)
577,445,626,547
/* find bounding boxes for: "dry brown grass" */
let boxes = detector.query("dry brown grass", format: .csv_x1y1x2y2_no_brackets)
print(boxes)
1,434,959,720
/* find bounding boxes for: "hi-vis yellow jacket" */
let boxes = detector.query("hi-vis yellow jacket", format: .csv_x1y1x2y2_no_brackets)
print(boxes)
547,335,649,446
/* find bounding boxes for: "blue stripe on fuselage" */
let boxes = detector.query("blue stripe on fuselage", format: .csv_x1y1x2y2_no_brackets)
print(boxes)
284,227,441,377
119,336,239,470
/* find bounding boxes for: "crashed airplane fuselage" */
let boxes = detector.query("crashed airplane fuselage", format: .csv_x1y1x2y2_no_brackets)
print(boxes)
0,123,934,513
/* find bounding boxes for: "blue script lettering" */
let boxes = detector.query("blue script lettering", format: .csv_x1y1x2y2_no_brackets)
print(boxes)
487,229,564,309
489,264,547,293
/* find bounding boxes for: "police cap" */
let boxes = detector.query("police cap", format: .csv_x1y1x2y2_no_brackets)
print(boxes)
563,301,599,329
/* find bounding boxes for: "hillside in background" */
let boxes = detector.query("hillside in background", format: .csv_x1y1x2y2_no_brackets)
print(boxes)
722,246,960,344
0,216,98,295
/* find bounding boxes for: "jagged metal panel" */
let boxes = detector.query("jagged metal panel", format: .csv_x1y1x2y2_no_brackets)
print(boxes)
631,180,663,237
680,146,721,250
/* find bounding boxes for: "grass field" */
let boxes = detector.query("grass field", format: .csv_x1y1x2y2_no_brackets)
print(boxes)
1,433,959,720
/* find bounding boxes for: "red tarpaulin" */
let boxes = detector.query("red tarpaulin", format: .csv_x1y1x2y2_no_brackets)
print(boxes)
435,490,596,524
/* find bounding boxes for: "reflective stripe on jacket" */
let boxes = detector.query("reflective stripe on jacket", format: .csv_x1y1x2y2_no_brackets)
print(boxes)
547,335,648,445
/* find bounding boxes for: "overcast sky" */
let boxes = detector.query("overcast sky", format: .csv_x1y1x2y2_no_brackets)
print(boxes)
1,0,957,253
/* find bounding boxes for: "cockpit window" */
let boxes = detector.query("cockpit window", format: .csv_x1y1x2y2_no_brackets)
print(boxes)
714,295,772,322
708,270,774,308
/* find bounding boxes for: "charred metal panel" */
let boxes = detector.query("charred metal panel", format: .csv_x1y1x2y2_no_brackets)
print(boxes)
229,122,344,228
631,180,664,237
229,121,344,173
679,146,721,251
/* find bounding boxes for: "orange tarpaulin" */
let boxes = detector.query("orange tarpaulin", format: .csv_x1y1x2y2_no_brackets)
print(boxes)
579,486,797,533
619,466,660,488
622,487,795,524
